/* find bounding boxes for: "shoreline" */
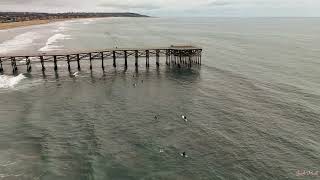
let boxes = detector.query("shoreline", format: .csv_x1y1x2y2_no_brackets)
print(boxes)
0,18,102,30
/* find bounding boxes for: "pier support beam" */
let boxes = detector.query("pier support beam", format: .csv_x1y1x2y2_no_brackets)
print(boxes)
40,56,45,71
178,51,182,68
101,52,104,70
166,50,169,65
67,55,71,72
135,50,138,67
89,53,92,70
26,56,32,72
0,58,3,73
113,51,116,67
124,50,128,68
146,50,149,67
77,54,81,70
53,56,58,71
11,57,17,73
156,50,160,67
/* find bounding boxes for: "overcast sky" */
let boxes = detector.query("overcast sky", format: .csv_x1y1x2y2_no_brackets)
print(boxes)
0,0,319,17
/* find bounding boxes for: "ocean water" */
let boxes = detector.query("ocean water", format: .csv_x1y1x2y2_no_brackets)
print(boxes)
0,17,320,179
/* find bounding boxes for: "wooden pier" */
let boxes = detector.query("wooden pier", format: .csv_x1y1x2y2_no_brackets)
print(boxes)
0,45,202,74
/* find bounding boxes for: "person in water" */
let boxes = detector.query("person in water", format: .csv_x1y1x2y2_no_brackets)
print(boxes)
181,152,187,157
154,115,158,120
182,115,188,122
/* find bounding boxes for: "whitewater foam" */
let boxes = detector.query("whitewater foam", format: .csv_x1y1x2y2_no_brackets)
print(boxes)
82,19,96,25
39,33,72,52
0,74,26,88
0,32,40,55
53,23,70,33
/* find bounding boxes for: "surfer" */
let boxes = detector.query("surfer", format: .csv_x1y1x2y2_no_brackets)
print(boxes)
72,71,79,77
181,152,188,158
181,115,188,122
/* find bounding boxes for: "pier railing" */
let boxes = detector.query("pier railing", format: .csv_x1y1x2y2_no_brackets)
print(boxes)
0,46,202,73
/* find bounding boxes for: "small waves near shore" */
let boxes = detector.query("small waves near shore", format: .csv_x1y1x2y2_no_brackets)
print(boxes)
0,74,26,89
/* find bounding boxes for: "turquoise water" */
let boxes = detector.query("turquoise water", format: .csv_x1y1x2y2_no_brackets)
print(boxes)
0,17,319,179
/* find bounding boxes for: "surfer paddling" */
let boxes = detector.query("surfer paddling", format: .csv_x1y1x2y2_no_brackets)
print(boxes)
181,115,188,122
181,152,188,158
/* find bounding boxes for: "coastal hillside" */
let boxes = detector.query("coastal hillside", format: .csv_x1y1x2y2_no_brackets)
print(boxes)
0,12,149,23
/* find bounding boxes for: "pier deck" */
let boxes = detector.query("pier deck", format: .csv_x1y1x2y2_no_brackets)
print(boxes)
0,45,202,73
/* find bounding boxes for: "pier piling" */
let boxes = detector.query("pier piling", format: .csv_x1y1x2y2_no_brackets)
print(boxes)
67,55,71,72
0,58,3,73
179,51,182,68
53,56,58,71
165,50,168,65
124,50,128,68
146,50,149,67
156,50,160,67
101,52,104,70
40,56,45,71
26,56,32,72
113,51,116,67
11,57,17,73
89,53,92,70
77,54,81,70
135,50,138,67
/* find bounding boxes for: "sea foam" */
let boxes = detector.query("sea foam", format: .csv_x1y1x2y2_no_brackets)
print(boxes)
39,33,71,52
0,32,39,54
0,74,26,88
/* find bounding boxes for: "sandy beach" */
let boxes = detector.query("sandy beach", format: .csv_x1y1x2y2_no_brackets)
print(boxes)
0,19,79,30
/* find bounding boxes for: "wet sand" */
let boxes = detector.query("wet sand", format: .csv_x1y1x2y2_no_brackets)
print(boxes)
0,18,88,30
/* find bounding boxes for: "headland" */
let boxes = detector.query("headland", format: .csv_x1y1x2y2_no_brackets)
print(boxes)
0,12,148,30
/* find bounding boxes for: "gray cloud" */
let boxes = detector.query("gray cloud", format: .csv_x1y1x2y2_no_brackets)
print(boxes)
208,0,235,6
0,0,65,6
99,2,160,10
0,0,319,16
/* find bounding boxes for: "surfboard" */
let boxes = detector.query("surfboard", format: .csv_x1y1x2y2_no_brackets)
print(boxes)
180,153,188,158
181,115,188,122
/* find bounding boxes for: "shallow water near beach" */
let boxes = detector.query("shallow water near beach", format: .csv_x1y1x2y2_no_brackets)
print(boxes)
0,17,320,179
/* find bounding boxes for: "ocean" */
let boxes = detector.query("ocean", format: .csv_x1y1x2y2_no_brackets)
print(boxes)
0,17,319,179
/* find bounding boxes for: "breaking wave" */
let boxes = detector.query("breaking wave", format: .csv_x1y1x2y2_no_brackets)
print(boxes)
0,74,26,88
0,32,39,55
38,33,72,52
